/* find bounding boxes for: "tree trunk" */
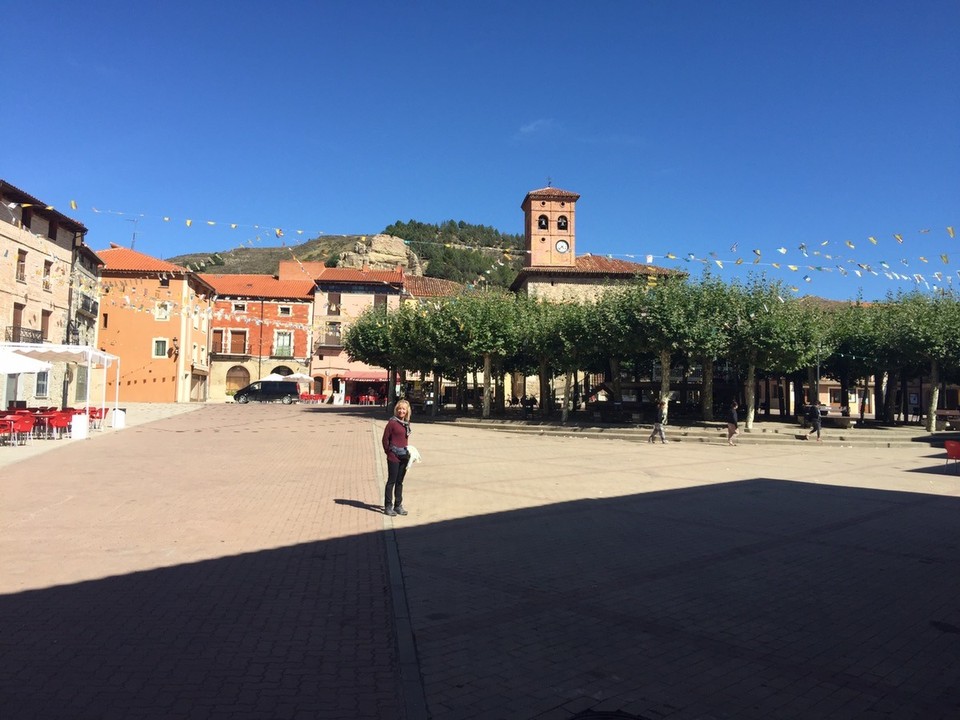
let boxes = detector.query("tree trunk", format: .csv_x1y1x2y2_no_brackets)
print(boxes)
874,370,886,422
744,362,757,430
925,359,940,433
659,348,671,424
899,370,908,423
883,370,897,424
562,370,572,423
482,353,492,419
701,356,714,421
539,358,550,419
609,357,622,404
432,370,441,417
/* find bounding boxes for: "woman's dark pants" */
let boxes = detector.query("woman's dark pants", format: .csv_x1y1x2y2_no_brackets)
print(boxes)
385,460,409,509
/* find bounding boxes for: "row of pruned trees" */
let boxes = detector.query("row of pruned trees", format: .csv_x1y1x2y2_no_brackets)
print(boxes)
344,272,960,431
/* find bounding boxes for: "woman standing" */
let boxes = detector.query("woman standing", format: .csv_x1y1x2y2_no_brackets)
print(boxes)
382,399,412,516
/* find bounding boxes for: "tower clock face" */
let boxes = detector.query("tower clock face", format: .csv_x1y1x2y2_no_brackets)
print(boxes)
555,240,570,254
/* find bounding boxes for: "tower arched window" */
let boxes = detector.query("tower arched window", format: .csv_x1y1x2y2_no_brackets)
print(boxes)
557,215,569,231
537,214,549,230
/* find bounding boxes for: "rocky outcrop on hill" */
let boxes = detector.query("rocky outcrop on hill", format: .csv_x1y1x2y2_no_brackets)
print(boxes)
337,234,424,275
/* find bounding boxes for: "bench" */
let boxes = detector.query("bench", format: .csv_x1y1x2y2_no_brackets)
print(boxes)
935,409,960,431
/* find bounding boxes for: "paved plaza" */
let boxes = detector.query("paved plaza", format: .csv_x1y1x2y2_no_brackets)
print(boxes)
2,404,960,719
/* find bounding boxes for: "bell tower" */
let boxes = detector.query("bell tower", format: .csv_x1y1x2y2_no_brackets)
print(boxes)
521,186,579,268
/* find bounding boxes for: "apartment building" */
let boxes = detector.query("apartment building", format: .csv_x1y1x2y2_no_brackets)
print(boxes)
96,244,215,402
0,180,102,409
200,274,316,401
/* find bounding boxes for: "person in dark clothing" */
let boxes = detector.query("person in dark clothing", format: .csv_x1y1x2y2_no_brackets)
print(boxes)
382,399,412,516
727,401,739,446
807,404,823,442
648,400,667,444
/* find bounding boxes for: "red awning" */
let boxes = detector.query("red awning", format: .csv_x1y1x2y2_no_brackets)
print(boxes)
343,371,389,381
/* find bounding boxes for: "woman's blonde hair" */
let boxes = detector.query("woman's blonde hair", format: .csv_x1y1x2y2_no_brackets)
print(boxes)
394,399,412,419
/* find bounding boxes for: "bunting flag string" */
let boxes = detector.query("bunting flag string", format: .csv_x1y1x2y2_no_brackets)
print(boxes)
3,195,957,297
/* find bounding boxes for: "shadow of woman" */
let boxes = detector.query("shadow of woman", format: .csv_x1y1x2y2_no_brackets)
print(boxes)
334,498,384,513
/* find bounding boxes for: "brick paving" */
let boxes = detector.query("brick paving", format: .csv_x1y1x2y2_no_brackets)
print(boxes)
3,404,960,719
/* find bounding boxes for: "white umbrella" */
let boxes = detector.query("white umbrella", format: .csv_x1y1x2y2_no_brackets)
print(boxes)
0,348,53,374
260,372,295,382
285,372,314,382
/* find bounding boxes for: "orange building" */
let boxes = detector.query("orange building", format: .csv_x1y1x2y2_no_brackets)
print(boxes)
199,274,316,401
96,244,215,402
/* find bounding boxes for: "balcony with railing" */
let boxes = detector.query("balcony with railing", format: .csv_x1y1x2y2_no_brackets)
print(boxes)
314,333,343,353
77,293,99,318
5,326,43,343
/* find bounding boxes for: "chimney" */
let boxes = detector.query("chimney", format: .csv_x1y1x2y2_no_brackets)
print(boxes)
361,260,369,273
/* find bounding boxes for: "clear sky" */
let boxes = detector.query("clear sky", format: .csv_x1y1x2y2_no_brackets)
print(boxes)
4,0,958,301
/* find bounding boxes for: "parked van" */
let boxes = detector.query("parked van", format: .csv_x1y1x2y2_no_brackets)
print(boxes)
234,381,299,404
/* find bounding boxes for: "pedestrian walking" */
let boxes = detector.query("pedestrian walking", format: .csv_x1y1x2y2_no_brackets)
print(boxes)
382,399,412,516
727,400,739,446
806,404,823,442
648,400,668,444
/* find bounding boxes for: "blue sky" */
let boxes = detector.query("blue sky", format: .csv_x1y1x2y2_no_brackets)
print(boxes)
4,0,958,300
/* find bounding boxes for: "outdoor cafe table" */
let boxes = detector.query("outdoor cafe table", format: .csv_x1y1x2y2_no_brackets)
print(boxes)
33,412,59,439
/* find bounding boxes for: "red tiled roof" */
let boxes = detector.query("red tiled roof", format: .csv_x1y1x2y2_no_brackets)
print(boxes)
276,260,405,285
97,244,188,273
403,275,464,298
318,267,404,283
510,255,681,291
523,186,581,203
199,274,315,299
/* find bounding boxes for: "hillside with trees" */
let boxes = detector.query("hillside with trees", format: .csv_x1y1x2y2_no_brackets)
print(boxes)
166,220,524,287
382,220,524,287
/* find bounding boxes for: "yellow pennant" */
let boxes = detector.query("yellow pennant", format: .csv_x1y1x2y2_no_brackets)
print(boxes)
894,234,903,243
845,240,855,249
230,223,238,229
787,265,798,271
941,254,949,264
186,219,193,227
275,228,284,238
949,226,956,238
868,236,877,244
772,262,781,269
70,200,78,210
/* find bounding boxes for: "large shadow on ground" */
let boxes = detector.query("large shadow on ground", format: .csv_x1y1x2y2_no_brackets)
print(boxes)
3,480,960,719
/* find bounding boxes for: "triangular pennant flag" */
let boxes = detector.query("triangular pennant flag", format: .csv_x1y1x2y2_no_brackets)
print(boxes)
70,200,78,210
185,219,193,227
868,236,877,245
894,234,903,243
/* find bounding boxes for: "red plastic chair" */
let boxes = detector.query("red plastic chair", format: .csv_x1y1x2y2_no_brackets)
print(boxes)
11,414,36,445
87,407,105,429
47,413,72,440
945,440,960,473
